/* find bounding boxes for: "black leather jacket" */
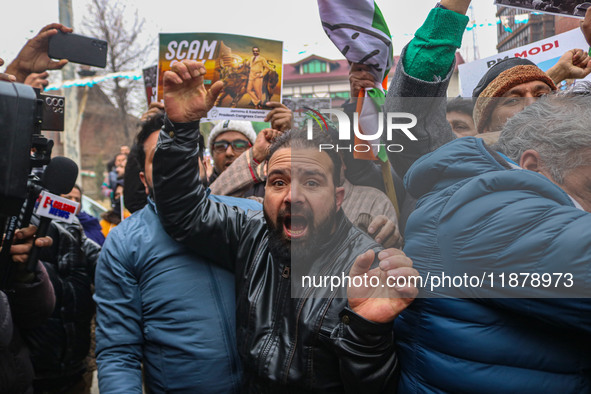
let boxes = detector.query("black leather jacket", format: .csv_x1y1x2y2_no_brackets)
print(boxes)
153,119,398,393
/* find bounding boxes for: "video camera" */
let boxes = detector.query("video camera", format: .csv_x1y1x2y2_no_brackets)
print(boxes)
0,81,65,217
0,30,107,288
0,81,78,288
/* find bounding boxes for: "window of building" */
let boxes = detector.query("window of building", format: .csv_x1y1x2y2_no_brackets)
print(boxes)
329,92,350,99
302,59,327,74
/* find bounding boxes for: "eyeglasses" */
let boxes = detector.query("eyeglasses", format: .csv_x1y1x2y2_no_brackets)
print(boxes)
212,139,251,154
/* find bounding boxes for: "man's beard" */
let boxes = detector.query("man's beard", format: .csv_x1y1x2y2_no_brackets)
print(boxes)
264,199,337,267
265,207,291,263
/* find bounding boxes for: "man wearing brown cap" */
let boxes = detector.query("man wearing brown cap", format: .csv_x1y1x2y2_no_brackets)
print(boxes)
471,57,558,134
383,0,591,177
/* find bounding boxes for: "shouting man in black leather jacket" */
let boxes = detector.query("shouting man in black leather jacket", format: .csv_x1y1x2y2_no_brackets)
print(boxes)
152,60,419,393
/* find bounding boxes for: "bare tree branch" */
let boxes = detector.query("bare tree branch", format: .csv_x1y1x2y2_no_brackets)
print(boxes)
81,0,155,140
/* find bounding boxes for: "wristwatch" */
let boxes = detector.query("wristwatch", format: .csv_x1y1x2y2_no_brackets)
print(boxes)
435,2,448,9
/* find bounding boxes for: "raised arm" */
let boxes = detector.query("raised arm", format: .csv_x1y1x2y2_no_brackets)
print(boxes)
546,48,591,84
5,23,72,83
384,0,470,176
152,60,252,270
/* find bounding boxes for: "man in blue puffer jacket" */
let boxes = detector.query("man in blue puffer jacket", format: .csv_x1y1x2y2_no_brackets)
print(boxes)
94,116,261,393
396,94,591,393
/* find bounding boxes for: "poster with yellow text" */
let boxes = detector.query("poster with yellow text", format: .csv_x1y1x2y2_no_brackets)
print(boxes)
158,33,283,122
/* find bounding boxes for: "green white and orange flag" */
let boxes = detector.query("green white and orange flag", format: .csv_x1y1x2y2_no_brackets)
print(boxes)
318,0,400,214
317,0,393,162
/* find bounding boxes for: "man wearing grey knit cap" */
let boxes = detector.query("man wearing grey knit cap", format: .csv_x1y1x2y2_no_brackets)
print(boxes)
208,119,257,184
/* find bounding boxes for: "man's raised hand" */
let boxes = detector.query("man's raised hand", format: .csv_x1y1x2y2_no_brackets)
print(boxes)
140,101,165,123
349,63,375,98
6,23,72,82
347,248,418,323
548,48,591,83
0,57,16,82
24,71,50,90
263,101,293,131
163,60,223,123
368,215,402,248
252,128,282,163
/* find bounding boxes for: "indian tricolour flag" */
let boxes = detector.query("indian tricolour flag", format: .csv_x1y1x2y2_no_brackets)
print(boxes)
317,0,393,161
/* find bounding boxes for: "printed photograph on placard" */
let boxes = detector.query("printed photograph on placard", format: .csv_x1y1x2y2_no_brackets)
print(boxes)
158,33,283,121
143,65,158,105
495,0,591,18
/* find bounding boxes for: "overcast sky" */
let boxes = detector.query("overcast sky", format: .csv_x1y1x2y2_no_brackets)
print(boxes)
2,0,500,70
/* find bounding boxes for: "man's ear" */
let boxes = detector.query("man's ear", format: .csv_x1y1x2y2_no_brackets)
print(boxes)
520,149,558,184
335,186,345,211
519,150,542,173
139,171,149,195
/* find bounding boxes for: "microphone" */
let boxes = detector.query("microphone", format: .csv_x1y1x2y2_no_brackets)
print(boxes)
26,157,79,272
20,156,79,229
42,156,78,195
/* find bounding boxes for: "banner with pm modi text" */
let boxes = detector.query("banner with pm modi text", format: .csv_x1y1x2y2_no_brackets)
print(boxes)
459,28,591,97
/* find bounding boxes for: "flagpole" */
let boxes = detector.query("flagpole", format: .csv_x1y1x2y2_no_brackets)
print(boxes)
380,159,399,219
356,89,400,218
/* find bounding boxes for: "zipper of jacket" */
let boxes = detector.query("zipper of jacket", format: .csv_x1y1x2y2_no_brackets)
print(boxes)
241,242,266,358
256,262,291,377
281,236,354,384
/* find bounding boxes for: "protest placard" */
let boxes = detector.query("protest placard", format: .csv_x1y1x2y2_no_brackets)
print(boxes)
143,65,158,105
459,28,590,97
158,33,283,122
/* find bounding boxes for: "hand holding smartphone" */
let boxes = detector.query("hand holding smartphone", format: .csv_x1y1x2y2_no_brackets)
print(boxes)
48,32,108,68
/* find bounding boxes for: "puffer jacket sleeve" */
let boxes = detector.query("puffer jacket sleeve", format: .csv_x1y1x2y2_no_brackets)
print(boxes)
331,307,397,393
438,170,591,330
153,117,250,272
94,228,143,393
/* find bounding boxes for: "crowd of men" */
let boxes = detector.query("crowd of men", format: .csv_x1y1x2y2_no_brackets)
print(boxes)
2,0,591,392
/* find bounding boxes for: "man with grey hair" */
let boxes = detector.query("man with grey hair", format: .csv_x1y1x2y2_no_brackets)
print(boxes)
493,94,591,212
393,94,591,393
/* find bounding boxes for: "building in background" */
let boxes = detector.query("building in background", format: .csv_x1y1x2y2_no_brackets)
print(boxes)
497,6,580,52
283,53,464,104
45,70,138,200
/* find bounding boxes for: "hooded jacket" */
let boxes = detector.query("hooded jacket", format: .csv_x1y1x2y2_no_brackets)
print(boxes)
396,137,591,393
